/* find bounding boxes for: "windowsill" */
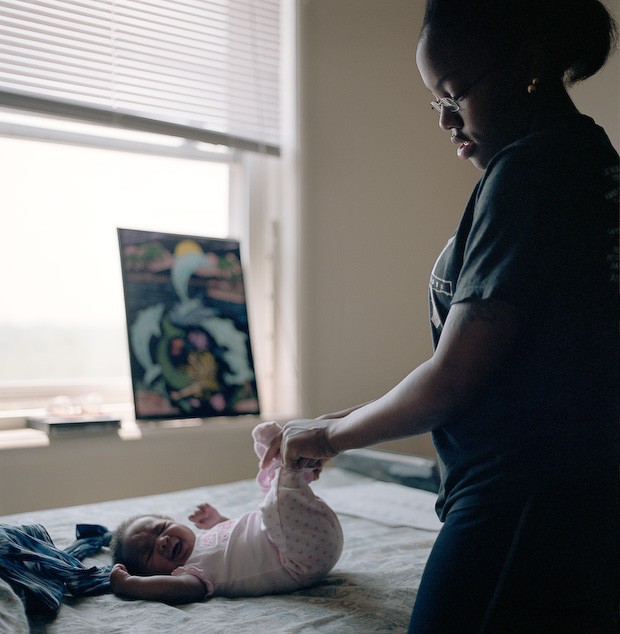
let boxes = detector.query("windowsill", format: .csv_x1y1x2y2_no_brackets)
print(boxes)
0,411,268,450
0,401,134,448
0,411,268,515
0,418,139,449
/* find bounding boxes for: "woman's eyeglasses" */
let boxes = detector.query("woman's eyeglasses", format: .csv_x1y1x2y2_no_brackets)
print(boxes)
430,68,500,113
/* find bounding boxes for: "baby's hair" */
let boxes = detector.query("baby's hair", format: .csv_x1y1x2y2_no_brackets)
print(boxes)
110,513,172,574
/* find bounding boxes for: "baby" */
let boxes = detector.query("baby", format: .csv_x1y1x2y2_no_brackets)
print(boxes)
109,422,343,604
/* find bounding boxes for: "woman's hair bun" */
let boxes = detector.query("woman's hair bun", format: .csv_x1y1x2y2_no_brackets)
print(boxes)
421,0,617,84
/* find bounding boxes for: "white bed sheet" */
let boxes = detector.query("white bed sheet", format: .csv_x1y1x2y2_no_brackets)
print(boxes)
0,468,438,634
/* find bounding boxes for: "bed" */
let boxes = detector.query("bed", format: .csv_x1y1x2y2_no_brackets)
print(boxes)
0,450,440,634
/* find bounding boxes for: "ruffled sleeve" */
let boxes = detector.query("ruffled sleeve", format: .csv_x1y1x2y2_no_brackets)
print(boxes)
172,566,215,597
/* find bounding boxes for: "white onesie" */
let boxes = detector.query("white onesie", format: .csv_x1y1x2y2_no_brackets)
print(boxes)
171,422,343,598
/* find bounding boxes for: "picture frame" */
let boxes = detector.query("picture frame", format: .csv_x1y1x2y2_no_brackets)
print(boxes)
118,228,260,420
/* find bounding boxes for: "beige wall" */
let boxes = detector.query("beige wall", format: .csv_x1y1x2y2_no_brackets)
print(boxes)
0,419,260,514
2,2,617,514
295,0,619,457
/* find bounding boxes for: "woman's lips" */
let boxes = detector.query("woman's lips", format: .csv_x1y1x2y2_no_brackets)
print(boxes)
452,135,475,160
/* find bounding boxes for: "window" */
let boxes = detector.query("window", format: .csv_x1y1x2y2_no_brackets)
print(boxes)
0,119,230,393
0,1,289,426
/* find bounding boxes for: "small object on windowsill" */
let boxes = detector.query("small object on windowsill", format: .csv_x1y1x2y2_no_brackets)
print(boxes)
26,415,121,437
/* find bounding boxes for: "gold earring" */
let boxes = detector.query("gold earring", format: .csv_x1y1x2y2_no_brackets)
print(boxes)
527,78,540,94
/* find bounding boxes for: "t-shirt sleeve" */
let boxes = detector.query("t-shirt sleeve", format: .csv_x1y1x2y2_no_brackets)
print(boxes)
452,147,552,307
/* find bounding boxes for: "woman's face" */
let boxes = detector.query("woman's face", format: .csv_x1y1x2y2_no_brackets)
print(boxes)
416,31,533,170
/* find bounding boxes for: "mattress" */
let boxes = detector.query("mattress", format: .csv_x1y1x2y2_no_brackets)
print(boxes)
0,464,440,633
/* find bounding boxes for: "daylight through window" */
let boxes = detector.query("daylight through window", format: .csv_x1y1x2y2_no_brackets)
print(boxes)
0,131,230,409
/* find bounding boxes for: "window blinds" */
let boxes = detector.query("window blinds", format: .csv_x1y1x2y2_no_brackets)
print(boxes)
0,0,280,154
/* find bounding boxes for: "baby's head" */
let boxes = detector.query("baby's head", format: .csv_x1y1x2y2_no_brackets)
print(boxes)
111,514,196,575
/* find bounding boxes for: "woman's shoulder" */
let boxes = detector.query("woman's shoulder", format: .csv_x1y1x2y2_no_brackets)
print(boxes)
480,115,617,198
488,115,616,174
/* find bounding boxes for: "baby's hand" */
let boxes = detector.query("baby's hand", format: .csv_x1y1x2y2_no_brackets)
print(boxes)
189,503,228,529
110,563,132,593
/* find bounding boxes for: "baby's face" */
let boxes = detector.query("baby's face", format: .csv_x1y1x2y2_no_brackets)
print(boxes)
123,515,196,575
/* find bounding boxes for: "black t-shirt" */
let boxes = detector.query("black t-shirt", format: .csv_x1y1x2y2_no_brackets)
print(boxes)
429,115,619,519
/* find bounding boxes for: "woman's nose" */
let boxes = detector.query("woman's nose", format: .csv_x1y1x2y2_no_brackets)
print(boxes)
438,107,462,132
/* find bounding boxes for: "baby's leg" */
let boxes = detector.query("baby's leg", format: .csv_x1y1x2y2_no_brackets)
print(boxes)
259,467,343,586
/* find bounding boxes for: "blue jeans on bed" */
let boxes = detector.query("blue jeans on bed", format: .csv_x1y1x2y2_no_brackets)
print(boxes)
408,475,619,633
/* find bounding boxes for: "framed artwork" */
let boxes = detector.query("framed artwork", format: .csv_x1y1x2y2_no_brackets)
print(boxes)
118,228,260,420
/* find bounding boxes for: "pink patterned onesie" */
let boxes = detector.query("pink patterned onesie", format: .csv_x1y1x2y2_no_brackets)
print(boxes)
171,422,343,598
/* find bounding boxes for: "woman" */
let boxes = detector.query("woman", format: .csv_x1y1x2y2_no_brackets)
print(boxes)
263,0,619,631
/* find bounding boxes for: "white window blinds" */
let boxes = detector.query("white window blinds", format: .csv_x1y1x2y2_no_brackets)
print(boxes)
0,0,280,154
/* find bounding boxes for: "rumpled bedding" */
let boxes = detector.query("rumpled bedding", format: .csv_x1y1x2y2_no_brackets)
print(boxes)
0,523,111,615
0,468,438,634
0,575,29,634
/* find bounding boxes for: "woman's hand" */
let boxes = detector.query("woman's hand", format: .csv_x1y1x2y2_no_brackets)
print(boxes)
261,418,340,470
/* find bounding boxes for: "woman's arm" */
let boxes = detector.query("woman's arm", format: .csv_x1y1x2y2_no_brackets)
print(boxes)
110,564,207,604
262,299,521,468
316,401,375,420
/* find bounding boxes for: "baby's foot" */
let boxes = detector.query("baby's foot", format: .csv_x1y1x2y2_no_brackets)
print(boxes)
252,421,323,491
189,503,228,529
252,422,283,493
252,421,283,461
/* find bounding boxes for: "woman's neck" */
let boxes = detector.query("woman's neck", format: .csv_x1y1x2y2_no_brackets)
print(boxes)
528,82,581,133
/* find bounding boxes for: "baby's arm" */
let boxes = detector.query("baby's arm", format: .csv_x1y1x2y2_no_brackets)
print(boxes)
189,503,228,529
110,563,206,604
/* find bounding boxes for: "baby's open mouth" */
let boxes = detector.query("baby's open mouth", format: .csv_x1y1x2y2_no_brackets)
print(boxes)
171,539,182,560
